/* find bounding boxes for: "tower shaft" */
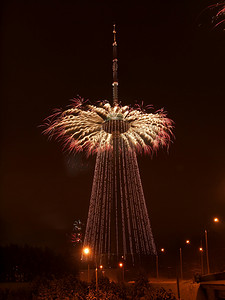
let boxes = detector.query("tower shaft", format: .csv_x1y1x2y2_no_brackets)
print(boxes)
83,120,157,266
112,24,118,105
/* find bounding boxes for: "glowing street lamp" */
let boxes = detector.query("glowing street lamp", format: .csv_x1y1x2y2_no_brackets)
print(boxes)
83,247,91,282
99,265,103,269
156,248,165,279
119,262,124,281
204,217,221,274
95,267,98,292
199,243,204,274
179,240,191,280
83,247,90,255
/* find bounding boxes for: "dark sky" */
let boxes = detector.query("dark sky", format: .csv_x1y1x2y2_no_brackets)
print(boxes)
1,0,225,257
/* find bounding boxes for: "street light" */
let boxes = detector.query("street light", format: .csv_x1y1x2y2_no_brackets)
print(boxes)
95,267,98,292
83,247,90,255
179,240,191,280
199,244,204,274
83,247,91,282
156,248,165,279
204,216,221,274
119,262,124,281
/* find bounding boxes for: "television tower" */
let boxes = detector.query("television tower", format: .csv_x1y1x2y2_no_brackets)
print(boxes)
112,24,118,105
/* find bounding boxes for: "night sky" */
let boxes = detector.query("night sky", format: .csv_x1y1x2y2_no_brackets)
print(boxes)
1,0,225,258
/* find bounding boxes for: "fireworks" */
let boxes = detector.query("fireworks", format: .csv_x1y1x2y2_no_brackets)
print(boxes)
71,232,82,245
210,2,225,28
44,98,173,263
44,25,174,265
70,219,84,246
212,2,225,28
44,98,173,156
201,1,225,30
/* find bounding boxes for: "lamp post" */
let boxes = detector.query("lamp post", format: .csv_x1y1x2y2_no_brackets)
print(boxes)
199,243,204,275
100,264,104,276
179,240,190,280
83,247,90,282
119,262,124,281
95,267,98,292
204,217,219,274
156,248,165,279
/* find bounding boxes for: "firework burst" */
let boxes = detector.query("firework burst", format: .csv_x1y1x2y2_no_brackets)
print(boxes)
70,219,84,246
201,1,225,30
44,98,173,156
44,26,175,264
211,2,225,28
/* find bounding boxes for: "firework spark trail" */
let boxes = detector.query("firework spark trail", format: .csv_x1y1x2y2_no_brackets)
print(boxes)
134,153,157,255
96,151,104,254
70,219,83,246
212,2,225,29
94,150,105,255
129,151,146,254
83,144,158,262
118,138,127,259
104,149,110,254
200,2,225,30
125,149,141,256
131,151,149,254
44,100,173,156
99,149,108,255
45,99,173,264
131,151,148,254
106,150,112,256
114,129,119,259
100,152,107,254
121,139,134,261
84,150,101,248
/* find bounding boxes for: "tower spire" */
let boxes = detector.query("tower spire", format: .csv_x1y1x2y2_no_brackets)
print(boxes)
112,24,118,105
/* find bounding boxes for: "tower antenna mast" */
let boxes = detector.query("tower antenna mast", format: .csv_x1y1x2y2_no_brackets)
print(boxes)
112,24,118,105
